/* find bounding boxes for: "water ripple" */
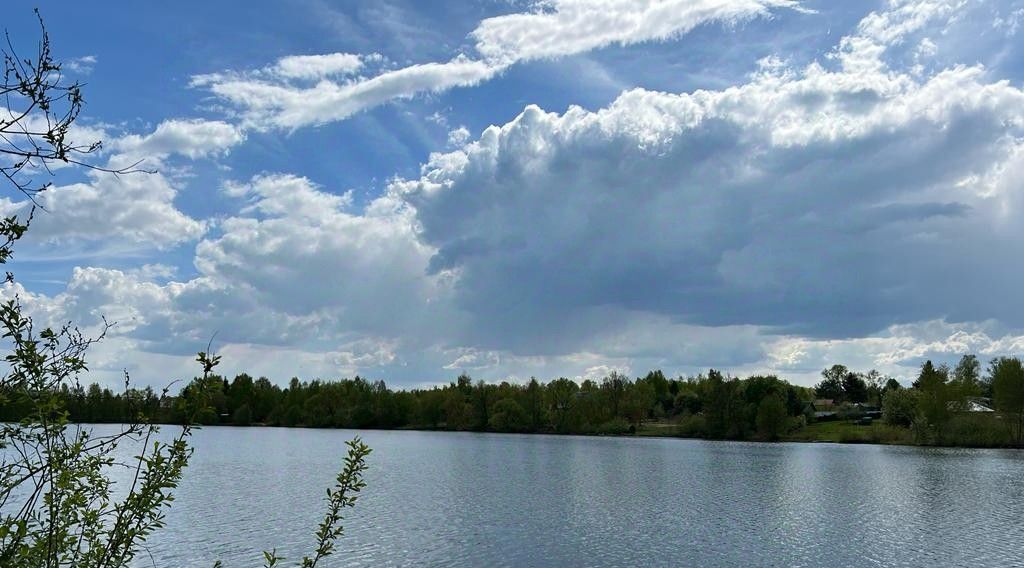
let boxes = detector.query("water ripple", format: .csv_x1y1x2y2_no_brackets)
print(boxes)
50,427,1024,567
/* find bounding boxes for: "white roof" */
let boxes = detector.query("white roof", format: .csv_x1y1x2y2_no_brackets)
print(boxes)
967,401,994,412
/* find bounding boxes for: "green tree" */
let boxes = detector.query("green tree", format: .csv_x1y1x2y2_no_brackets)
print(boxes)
990,357,1024,446
641,370,671,414
673,386,701,415
602,372,628,418
545,378,579,433
622,380,655,427
488,398,528,432
863,370,885,406
469,380,494,431
442,389,471,430
951,354,982,399
755,394,788,441
841,372,869,404
913,360,952,442
815,365,847,401
703,370,744,439
524,378,544,431
882,388,917,427
233,403,253,426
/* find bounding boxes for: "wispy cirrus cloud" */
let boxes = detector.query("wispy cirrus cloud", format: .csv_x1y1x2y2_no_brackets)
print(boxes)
191,0,804,130
471,0,805,64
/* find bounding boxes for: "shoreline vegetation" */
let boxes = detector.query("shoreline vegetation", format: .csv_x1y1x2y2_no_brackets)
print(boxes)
6,354,1024,449
0,13,371,566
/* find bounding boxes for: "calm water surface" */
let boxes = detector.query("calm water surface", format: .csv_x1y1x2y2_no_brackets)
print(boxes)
106,427,1024,566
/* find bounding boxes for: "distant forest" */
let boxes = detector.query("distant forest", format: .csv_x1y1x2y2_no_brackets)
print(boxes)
3,354,1023,445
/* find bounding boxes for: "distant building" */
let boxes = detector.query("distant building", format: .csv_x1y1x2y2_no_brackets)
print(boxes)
812,399,835,411
965,398,995,412
948,397,995,413
802,399,838,420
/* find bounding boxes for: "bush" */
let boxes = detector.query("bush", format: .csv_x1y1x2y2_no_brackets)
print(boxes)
883,388,917,427
233,403,253,426
595,418,632,435
488,399,528,432
941,414,1013,447
839,423,911,444
789,415,807,432
675,413,707,438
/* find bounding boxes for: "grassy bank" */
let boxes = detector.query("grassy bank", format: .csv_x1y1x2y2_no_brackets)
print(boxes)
632,419,912,445
634,414,1020,448
781,421,913,445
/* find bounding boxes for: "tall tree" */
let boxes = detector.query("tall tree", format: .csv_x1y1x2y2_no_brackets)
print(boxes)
841,372,869,404
704,370,743,439
545,378,579,433
951,354,982,399
990,357,1024,446
756,394,788,441
914,360,952,442
602,371,628,418
814,364,847,401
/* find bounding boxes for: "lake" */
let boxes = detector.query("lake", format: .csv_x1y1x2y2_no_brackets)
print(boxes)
100,427,1024,566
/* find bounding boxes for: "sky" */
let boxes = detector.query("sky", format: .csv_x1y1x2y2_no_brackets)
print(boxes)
3,0,1024,389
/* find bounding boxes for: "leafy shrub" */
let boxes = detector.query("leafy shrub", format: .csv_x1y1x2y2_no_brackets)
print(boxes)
675,413,706,438
942,414,1012,447
595,418,632,435
883,389,918,427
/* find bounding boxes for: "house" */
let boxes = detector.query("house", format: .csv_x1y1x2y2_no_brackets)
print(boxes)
812,399,835,411
947,397,995,413
803,399,838,421
850,402,882,419
965,397,995,412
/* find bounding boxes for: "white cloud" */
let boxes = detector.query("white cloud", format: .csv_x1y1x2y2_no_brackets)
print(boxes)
993,7,1024,35
0,119,247,253
191,0,800,130
832,0,964,73
446,126,471,147
113,119,245,160
443,348,502,371
64,55,97,74
472,0,804,64
14,0,1024,389
763,319,1024,384
274,53,365,79
579,364,632,382
194,173,448,336
390,0,1024,353
194,56,499,129
0,167,206,251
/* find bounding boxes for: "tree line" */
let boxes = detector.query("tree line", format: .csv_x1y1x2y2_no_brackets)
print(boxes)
5,354,1024,446
3,368,815,439
875,355,1024,446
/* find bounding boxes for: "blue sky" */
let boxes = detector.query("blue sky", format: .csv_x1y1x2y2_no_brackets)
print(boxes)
4,0,1024,388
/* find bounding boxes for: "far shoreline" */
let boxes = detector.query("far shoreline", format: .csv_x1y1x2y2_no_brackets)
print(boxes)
67,420,1024,451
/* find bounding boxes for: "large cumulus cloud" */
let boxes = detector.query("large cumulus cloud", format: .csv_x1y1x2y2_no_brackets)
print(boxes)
11,0,1024,388
0,118,246,252
394,2,1024,350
